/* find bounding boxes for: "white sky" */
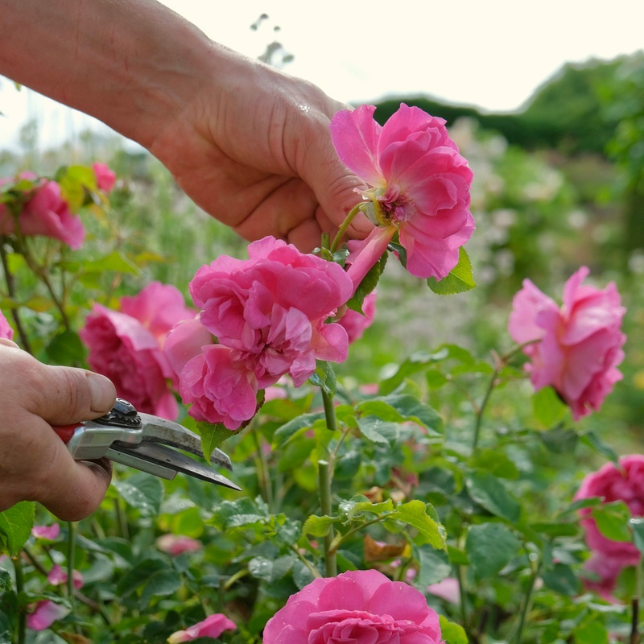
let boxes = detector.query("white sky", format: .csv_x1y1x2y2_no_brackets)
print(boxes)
1,0,643,150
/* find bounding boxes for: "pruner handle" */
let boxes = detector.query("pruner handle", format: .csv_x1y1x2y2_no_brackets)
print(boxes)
52,424,82,444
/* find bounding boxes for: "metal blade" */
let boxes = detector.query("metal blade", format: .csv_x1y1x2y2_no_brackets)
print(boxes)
104,448,177,480
112,441,241,491
137,413,233,471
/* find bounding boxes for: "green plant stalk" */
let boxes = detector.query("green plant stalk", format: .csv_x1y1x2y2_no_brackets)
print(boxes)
456,561,469,635
514,556,542,644
13,554,26,644
252,426,274,512
321,389,338,434
0,239,33,354
66,521,76,603
632,561,642,644
321,232,331,251
330,203,363,253
318,460,337,577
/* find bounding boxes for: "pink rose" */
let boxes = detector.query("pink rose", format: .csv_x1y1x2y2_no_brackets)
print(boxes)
0,179,84,249
80,282,194,419
166,237,352,429
0,309,13,340
31,524,60,540
156,534,202,556
47,564,84,589
167,613,236,643
574,455,644,566
581,553,624,603
27,600,70,631
508,266,626,420
92,162,117,192
263,570,442,644
330,103,474,289
337,292,377,343
427,577,460,605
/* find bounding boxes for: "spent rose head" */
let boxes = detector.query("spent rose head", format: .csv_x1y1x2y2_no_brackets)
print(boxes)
165,236,352,429
508,266,626,420
263,569,443,644
330,103,474,289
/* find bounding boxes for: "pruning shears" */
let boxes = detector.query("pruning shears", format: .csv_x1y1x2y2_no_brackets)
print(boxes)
52,398,240,491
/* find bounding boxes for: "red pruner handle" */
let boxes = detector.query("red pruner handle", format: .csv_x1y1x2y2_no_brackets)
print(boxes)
52,424,80,444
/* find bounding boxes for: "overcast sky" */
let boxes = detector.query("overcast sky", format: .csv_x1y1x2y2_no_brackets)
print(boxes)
1,0,643,150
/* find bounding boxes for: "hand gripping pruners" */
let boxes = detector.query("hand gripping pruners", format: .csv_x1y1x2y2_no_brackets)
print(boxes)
53,398,240,491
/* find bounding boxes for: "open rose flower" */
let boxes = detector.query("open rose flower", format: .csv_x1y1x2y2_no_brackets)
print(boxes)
80,282,194,419
0,309,13,341
167,613,236,643
165,236,352,429
508,266,626,420
31,523,60,540
47,564,84,589
263,570,442,644
0,177,84,249
330,103,474,289
93,162,117,193
575,455,644,566
27,600,70,631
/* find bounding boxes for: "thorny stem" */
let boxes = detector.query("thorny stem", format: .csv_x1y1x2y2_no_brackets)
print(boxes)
0,240,32,353
330,203,363,253
318,460,337,577
472,340,540,454
513,554,542,644
457,560,469,635
327,516,385,556
321,389,338,434
13,554,26,644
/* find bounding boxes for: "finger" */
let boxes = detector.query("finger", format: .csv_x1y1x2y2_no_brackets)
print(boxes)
16,357,116,424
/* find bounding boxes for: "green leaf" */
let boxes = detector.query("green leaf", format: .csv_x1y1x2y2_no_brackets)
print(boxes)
469,449,519,479
357,417,401,445
465,471,521,522
390,500,446,549
0,571,10,593
346,251,387,313
542,563,580,596
630,518,644,555
302,515,337,538
112,474,164,516
581,431,619,464
539,426,578,454
574,618,608,644
248,555,294,583
338,497,394,520
81,250,140,275
139,569,181,609
0,501,34,556
591,501,631,542
531,522,578,537
309,361,337,397
427,247,475,295
465,523,520,581
45,330,86,366
196,421,241,459
439,616,468,644
533,386,568,427
413,545,451,586
292,559,316,590
116,557,169,597
272,412,325,448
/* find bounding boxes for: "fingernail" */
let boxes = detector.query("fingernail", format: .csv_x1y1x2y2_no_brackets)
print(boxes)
86,373,116,414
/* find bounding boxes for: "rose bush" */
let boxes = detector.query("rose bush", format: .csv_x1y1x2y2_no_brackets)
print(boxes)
508,266,626,419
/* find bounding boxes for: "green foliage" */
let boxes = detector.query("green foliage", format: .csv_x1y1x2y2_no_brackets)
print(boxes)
0,502,34,556
427,248,476,295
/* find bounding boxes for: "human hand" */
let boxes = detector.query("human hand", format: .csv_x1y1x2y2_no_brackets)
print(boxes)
0,340,116,521
149,46,372,251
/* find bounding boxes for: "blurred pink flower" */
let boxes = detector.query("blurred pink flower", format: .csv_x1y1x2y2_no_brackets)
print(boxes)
263,569,442,644
167,613,236,643
427,577,460,605
0,310,13,341
166,236,352,429
27,600,70,631
508,266,626,420
330,103,474,289
31,524,60,540
337,292,377,343
0,179,84,249
80,282,194,419
92,162,117,192
575,455,644,566
156,534,202,556
582,553,624,603
47,564,84,589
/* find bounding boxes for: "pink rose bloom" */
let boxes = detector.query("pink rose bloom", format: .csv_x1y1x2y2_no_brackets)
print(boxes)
330,103,474,289
337,292,377,344
582,553,624,603
0,179,84,249
31,524,60,540
80,282,194,419
263,570,442,644
47,564,84,589
92,162,117,192
427,577,460,605
166,237,352,429
0,309,13,341
156,534,202,556
508,266,626,420
27,600,70,631
167,614,237,643
574,455,644,566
